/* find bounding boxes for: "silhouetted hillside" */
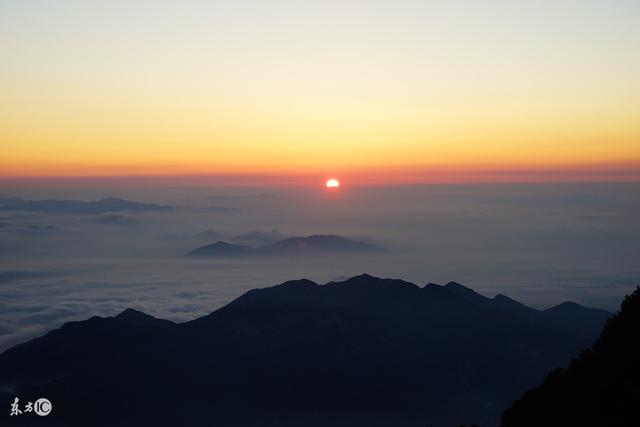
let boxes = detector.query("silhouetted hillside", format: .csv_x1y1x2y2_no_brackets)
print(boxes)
0,275,611,427
188,234,383,257
440,281,610,340
501,287,640,427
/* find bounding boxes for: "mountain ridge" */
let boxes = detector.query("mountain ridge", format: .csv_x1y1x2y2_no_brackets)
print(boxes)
188,234,384,257
0,274,613,427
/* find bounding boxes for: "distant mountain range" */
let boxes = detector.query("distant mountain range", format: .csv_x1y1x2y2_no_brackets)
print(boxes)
501,286,640,427
0,274,611,427
0,197,172,214
188,234,384,257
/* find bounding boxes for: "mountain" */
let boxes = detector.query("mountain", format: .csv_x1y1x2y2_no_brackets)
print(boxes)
233,228,289,245
188,234,384,257
0,197,172,214
263,234,383,253
440,281,610,341
188,241,252,257
0,275,611,427
540,301,612,339
501,287,640,427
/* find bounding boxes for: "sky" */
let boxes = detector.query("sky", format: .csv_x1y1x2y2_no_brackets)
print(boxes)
1,0,639,183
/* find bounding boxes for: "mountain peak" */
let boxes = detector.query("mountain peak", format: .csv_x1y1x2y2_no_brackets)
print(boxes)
444,281,480,293
444,281,465,288
114,308,173,326
115,307,152,320
543,301,611,317
277,278,319,288
546,301,583,311
443,281,490,302
350,273,377,280
328,274,418,290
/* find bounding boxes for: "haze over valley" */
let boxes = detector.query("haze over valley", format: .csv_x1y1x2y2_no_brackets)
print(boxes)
1,183,638,352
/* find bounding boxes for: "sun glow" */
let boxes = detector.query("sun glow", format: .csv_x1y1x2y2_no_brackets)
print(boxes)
326,178,340,188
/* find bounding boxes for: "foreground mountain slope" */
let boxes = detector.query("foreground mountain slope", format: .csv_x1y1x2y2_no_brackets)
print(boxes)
501,287,640,427
0,275,611,427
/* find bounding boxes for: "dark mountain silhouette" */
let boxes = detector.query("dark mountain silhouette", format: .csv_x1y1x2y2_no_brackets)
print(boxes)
442,281,537,318
540,301,612,339
188,234,384,257
0,197,171,214
501,287,640,427
0,274,611,427
441,281,610,340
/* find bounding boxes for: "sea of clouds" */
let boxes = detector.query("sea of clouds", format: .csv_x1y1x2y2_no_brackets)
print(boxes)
1,183,639,352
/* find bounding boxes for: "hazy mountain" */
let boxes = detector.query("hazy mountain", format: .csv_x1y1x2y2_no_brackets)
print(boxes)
233,228,289,245
0,222,61,234
0,197,172,214
188,234,384,257
263,234,383,253
188,241,252,257
0,274,610,427
501,287,640,427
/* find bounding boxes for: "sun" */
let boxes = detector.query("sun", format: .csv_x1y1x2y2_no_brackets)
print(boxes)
326,178,340,188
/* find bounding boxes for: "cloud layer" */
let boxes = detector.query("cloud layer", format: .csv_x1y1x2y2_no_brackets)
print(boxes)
1,183,639,352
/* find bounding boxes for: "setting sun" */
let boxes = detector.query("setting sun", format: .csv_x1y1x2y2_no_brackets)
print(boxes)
326,178,340,188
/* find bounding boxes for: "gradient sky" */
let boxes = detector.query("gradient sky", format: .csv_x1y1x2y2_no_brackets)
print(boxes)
1,0,639,183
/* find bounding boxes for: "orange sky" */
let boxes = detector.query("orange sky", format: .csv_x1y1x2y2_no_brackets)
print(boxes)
1,1,639,184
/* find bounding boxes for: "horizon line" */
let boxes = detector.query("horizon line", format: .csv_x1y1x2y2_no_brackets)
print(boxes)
1,168,639,188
